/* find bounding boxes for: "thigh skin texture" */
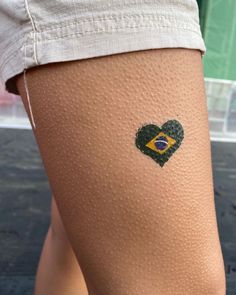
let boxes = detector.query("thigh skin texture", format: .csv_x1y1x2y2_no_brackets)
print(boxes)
16,49,226,295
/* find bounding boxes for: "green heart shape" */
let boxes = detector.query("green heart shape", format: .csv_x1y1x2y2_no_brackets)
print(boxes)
135,120,184,167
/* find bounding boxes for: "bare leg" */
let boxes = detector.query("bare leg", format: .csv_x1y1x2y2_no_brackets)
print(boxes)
17,49,226,295
34,196,88,295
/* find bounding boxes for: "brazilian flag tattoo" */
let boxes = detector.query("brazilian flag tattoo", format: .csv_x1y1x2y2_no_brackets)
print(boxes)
135,120,184,167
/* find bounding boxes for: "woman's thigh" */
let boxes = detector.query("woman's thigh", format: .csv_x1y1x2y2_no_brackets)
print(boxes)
16,48,225,295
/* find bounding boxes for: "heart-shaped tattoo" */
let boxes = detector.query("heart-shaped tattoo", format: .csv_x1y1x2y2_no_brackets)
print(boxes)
135,120,184,167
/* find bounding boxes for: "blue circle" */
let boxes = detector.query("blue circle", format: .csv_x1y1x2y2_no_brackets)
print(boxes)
154,136,168,150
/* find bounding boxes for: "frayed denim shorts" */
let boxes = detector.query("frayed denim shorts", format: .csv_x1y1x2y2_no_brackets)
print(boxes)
0,0,206,94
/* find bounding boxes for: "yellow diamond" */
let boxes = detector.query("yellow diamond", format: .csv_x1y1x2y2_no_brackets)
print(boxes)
145,132,176,154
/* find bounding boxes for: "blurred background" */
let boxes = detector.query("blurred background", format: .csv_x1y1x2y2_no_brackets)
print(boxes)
0,1,236,294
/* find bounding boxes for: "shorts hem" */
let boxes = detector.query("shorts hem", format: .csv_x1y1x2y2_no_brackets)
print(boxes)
0,13,206,94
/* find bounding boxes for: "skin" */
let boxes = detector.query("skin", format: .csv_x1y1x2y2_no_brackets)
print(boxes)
34,196,88,295
16,48,226,295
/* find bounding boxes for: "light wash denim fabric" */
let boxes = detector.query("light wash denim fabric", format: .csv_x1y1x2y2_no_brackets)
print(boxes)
0,0,205,94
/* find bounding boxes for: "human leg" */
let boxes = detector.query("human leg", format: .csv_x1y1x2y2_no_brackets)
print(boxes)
17,48,225,295
34,196,88,295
